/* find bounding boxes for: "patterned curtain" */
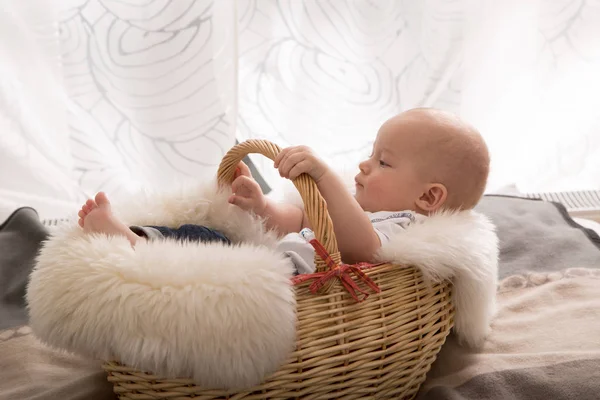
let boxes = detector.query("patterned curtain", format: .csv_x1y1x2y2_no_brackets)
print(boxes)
238,0,600,193
0,0,237,218
62,0,237,193
1,0,599,219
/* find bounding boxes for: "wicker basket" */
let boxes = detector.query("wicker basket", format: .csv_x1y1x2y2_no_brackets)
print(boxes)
102,140,454,400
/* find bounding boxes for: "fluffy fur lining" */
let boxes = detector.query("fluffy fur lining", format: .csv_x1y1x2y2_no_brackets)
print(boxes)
27,182,297,390
377,210,499,348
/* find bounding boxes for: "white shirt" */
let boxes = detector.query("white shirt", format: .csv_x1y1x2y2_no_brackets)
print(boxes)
277,210,420,274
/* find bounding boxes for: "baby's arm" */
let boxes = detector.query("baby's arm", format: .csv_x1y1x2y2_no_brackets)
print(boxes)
260,199,310,235
275,147,381,264
315,170,381,263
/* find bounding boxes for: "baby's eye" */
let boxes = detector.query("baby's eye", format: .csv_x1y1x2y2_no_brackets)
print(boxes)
379,160,388,167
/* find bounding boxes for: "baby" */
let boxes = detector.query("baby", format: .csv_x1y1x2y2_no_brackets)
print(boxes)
78,108,490,271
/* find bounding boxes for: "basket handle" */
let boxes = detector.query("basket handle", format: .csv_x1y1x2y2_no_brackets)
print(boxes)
217,139,340,273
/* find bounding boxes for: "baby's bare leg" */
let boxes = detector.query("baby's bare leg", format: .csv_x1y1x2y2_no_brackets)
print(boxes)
78,192,140,246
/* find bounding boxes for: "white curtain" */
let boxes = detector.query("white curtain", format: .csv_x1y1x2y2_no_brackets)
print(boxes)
1,0,599,219
238,0,600,194
0,0,237,218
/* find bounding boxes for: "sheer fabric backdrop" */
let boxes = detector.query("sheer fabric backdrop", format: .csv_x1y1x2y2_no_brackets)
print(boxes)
1,0,598,218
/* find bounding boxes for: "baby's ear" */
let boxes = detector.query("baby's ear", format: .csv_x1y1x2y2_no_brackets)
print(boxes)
416,183,448,212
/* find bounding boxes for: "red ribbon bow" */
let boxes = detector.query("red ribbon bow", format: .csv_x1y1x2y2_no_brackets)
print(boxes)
291,238,382,302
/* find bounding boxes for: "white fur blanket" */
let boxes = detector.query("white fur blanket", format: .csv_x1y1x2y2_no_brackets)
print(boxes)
27,182,498,390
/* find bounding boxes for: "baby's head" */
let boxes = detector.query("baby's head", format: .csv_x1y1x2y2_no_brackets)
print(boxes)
354,108,489,214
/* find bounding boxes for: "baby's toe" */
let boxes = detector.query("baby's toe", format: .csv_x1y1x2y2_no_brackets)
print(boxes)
78,210,85,218
86,199,97,209
78,218,84,227
95,192,110,207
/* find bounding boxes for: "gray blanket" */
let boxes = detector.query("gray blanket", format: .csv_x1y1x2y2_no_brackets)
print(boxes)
0,208,48,330
476,195,600,279
0,197,599,400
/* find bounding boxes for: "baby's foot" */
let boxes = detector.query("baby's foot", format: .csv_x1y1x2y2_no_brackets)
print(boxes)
78,192,139,246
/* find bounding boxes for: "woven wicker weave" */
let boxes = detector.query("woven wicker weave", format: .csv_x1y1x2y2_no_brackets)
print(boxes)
103,140,454,400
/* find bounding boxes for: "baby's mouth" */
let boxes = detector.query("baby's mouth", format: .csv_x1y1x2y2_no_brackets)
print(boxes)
354,174,364,188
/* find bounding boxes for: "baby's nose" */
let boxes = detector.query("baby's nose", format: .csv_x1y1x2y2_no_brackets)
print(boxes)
359,160,369,174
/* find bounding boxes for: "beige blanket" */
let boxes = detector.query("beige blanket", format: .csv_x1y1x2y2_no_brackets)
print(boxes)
0,327,113,400
417,269,600,399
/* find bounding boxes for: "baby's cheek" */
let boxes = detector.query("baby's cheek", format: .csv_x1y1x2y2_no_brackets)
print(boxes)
366,179,386,200
370,176,387,192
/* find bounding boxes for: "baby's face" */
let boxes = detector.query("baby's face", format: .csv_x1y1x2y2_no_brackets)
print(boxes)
354,119,429,213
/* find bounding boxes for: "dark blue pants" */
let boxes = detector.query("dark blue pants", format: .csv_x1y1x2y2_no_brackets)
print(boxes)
147,224,231,245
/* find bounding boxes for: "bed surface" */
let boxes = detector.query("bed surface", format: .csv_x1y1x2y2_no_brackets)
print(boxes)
1,196,599,400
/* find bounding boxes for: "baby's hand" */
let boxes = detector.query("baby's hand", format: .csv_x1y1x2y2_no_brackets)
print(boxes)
274,146,329,183
228,161,267,215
